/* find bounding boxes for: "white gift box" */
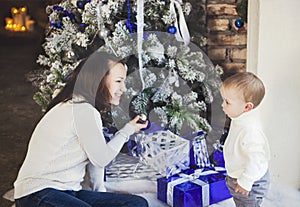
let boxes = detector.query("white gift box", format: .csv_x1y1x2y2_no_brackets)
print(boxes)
106,153,162,181
139,130,190,178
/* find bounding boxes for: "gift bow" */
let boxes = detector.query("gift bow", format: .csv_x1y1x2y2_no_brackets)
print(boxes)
170,0,191,46
167,169,219,207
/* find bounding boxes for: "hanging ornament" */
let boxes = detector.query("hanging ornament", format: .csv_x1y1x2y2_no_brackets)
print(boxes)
76,0,91,10
78,23,86,32
63,50,76,62
234,19,244,28
169,0,190,45
168,26,177,34
98,27,110,39
76,0,86,10
67,51,75,59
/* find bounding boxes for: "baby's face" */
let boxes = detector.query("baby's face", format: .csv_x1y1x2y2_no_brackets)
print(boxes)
220,86,248,119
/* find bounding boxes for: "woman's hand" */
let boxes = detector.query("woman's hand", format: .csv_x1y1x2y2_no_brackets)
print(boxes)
129,115,149,133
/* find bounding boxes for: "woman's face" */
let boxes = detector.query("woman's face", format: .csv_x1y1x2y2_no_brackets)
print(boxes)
106,63,127,105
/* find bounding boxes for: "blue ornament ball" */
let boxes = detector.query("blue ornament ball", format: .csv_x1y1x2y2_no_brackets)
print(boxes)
168,26,177,34
234,19,244,28
56,22,62,28
78,23,86,32
76,0,85,9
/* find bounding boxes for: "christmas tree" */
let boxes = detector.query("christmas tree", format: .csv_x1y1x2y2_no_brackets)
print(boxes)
30,0,223,135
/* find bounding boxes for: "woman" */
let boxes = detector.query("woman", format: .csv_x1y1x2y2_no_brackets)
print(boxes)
14,51,149,207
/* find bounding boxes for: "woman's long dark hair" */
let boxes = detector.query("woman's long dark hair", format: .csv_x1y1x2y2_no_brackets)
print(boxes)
46,51,124,115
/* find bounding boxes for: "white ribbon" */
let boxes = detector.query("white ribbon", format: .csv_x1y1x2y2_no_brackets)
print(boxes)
167,176,192,206
137,0,145,89
170,0,191,46
166,169,218,207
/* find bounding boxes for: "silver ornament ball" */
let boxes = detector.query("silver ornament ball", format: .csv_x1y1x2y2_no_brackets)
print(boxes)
99,28,109,39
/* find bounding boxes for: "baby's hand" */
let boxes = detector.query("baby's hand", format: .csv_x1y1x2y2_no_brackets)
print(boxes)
233,180,249,196
129,115,148,133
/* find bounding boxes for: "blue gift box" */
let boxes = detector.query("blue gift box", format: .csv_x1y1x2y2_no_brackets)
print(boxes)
182,131,213,169
157,169,232,207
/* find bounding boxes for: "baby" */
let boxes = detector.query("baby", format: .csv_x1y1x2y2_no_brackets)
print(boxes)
220,72,270,207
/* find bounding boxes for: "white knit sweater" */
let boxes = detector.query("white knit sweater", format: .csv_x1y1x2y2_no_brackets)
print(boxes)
223,108,271,191
14,101,135,199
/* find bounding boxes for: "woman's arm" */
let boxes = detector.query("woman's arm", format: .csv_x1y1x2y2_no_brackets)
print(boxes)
73,103,147,168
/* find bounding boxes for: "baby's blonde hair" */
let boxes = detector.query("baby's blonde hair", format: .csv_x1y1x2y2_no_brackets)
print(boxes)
222,72,265,108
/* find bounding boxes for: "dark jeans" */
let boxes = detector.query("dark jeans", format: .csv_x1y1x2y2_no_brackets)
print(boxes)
226,170,270,207
15,188,149,207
